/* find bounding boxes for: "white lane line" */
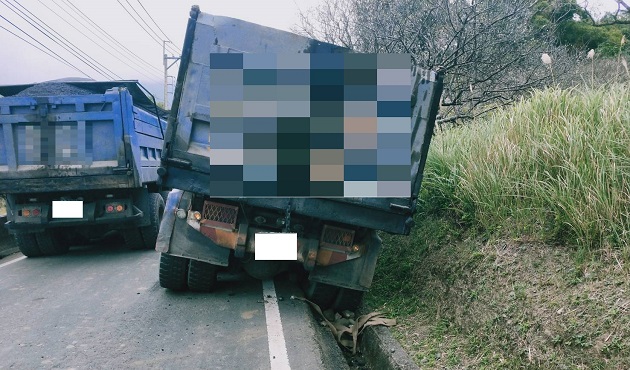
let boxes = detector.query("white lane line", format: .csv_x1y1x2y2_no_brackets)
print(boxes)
0,255,26,268
262,279,291,370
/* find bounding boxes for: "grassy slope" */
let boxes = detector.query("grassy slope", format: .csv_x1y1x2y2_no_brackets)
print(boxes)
365,85,630,368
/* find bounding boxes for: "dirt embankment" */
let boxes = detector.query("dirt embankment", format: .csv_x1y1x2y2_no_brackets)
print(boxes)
367,218,630,369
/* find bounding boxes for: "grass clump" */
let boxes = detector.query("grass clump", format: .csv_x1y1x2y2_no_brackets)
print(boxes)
422,84,630,253
366,85,630,368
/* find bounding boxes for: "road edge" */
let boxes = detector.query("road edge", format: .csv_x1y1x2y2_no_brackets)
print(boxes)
360,318,420,370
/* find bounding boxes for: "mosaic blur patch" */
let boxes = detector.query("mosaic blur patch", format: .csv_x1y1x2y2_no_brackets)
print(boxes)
207,53,411,197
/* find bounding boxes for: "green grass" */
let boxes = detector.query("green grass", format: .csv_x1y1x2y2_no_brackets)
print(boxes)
422,84,630,254
365,84,630,369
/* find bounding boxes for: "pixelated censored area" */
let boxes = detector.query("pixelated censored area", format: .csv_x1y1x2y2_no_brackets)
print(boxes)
206,53,411,197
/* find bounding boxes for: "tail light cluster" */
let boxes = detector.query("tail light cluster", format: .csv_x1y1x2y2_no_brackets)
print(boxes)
20,207,41,217
105,203,126,213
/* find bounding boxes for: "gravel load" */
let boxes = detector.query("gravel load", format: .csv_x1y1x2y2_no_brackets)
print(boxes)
13,82,95,97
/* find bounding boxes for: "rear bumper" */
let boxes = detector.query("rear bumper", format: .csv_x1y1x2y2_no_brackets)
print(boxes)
157,190,383,290
4,199,144,233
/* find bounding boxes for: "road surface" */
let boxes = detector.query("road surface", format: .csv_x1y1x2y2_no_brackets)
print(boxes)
0,239,348,369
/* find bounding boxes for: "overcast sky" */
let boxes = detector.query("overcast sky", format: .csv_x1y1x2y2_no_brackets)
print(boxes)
0,0,623,105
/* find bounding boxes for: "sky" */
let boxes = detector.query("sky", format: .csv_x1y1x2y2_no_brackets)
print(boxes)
0,0,624,106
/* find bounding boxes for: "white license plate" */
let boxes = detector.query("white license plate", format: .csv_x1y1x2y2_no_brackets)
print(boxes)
255,233,297,261
52,201,83,219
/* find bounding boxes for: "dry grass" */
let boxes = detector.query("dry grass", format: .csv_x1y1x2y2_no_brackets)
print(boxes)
365,85,630,368
0,196,6,217
368,219,630,369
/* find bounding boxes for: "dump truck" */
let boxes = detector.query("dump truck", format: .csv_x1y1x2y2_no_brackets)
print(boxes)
0,80,168,256
156,6,444,310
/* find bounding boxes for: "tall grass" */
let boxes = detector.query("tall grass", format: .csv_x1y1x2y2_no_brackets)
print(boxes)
420,84,630,253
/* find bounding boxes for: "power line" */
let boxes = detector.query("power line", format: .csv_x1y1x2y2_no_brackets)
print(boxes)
59,0,164,76
136,0,181,52
117,0,179,55
0,0,117,79
0,14,92,79
39,0,160,81
6,0,123,81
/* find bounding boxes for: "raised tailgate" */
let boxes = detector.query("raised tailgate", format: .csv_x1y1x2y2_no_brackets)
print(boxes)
0,93,129,192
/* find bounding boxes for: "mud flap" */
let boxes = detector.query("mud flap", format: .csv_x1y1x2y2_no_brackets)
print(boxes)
308,230,382,291
155,189,184,253
159,190,230,266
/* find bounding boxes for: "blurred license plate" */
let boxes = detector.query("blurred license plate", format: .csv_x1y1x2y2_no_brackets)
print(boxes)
52,201,83,218
255,233,297,260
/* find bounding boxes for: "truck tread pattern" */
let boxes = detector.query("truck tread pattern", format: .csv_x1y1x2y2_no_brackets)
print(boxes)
333,288,365,312
122,229,145,250
35,230,69,256
187,260,218,292
159,253,189,291
304,281,339,310
14,233,42,257
139,193,164,250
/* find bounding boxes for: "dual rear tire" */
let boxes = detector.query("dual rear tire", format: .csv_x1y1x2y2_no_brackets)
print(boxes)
15,230,70,257
159,253,218,293
122,193,164,250
303,280,365,312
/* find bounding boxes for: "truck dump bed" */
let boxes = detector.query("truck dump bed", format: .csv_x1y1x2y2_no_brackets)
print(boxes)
0,81,166,193
159,7,443,235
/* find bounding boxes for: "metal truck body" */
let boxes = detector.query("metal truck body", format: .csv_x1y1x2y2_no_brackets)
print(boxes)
0,81,168,255
156,6,443,310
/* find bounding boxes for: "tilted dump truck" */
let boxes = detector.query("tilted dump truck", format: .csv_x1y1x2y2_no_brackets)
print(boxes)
0,80,168,256
156,6,443,310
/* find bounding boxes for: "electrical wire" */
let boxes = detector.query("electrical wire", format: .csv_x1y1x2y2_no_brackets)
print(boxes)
117,0,180,55
0,14,92,79
60,0,164,75
0,0,118,79
136,0,181,53
39,0,161,81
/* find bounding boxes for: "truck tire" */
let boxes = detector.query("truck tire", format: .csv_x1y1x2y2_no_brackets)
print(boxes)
159,253,189,291
303,281,339,310
187,259,218,292
160,191,170,202
14,233,43,257
122,228,145,250
333,288,365,312
34,230,70,256
140,193,165,250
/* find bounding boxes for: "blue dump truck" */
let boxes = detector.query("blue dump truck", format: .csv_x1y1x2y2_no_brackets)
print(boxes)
156,6,443,310
0,80,168,256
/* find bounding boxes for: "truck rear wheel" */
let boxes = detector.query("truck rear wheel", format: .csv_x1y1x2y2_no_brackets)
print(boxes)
14,233,42,257
122,229,145,250
333,288,365,312
303,281,339,310
140,193,165,250
159,253,189,291
187,259,218,292
35,230,70,255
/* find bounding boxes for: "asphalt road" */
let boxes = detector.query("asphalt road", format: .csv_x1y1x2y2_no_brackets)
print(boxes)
0,239,348,369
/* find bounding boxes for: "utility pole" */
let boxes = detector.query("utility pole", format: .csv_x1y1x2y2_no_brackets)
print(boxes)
163,40,180,108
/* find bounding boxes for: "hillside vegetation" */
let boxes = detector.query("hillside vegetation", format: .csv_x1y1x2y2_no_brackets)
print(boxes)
366,85,630,368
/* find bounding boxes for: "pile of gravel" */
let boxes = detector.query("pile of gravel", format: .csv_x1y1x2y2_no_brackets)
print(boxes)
13,82,95,97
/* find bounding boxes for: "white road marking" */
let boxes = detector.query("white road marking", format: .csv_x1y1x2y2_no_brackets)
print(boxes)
262,279,291,370
0,255,26,268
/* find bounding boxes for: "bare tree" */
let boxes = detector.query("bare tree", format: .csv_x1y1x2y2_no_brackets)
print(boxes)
581,0,630,25
297,0,574,124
